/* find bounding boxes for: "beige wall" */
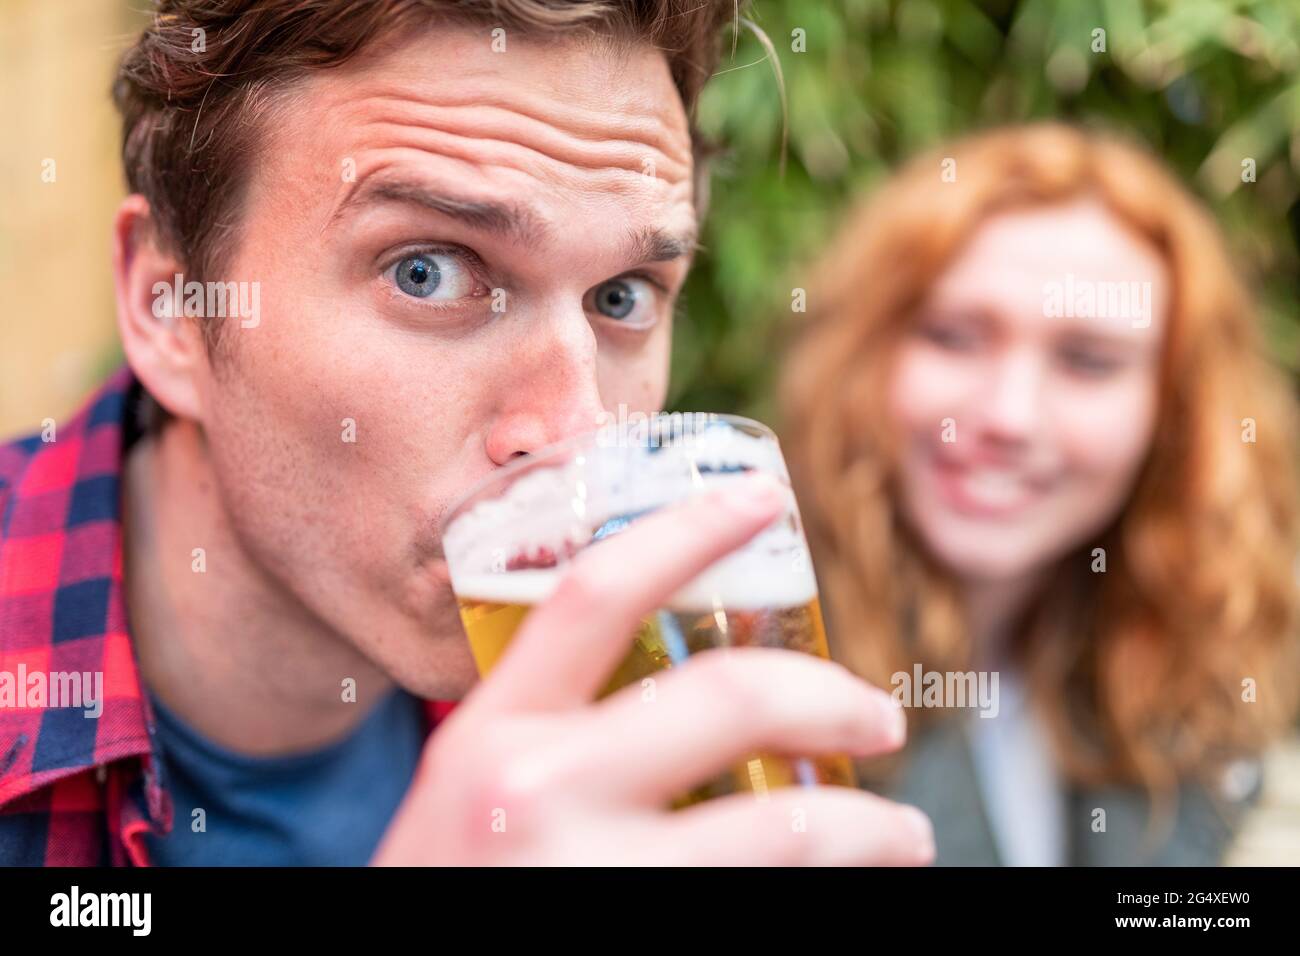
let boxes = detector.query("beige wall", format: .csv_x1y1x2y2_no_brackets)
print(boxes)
0,1,148,437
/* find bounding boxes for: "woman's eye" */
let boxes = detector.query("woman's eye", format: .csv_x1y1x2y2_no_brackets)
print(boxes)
1059,346,1122,377
386,252,478,301
588,277,656,325
919,322,980,352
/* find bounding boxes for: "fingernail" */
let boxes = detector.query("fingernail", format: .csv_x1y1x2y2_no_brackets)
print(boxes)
903,806,935,859
874,692,906,746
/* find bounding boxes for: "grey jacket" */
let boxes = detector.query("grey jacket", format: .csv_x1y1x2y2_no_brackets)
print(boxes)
872,717,1258,866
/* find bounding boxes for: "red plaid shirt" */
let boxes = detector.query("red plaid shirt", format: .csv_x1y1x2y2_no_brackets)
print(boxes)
0,367,456,865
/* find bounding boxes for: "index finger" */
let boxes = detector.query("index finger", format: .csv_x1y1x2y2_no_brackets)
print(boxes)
468,473,789,714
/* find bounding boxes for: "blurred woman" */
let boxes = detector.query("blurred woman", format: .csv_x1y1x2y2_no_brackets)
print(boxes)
781,122,1300,865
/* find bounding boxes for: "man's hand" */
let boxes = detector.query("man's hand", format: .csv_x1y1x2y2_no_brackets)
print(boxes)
372,475,934,866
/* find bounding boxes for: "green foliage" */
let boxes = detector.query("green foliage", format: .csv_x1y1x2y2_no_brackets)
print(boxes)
677,0,1300,420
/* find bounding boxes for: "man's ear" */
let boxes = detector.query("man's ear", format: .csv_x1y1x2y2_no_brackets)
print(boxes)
112,194,206,423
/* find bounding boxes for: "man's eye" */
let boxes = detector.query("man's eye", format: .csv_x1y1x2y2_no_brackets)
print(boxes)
386,252,477,301
588,277,656,325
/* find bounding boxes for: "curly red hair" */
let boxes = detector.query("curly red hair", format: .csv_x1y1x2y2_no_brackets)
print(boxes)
781,123,1300,818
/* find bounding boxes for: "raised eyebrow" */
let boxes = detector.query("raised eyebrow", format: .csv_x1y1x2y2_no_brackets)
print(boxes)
624,225,698,265
329,177,549,246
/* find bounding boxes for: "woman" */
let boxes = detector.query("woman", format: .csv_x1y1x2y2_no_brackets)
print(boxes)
781,123,1300,865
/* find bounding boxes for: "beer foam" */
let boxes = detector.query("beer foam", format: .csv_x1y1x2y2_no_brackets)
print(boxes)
453,559,818,614
446,425,786,555
453,569,560,606
442,459,594,576
443,423,811,608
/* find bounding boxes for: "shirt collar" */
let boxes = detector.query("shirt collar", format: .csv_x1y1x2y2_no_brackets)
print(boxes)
0,366,157,806
1,367,457,812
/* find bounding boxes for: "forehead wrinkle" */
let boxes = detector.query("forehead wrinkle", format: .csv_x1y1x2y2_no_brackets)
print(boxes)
339,22,688,139
467,91,692,166
345,56,694,159
342,89,692,180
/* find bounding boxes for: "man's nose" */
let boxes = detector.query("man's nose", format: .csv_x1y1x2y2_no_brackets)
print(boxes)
484,310,606,464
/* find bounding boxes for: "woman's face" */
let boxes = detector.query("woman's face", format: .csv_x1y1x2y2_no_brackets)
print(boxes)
887,198,1169,582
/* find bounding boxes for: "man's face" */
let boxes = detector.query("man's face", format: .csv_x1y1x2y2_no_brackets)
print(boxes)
192,26,696,698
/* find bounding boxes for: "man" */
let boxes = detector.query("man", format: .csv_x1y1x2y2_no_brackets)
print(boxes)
0,0,933,865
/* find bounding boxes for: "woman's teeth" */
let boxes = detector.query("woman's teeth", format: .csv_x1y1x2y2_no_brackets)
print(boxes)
941,465,1045,514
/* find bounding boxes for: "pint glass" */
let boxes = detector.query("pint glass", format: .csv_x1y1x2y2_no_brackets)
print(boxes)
442,414,856,803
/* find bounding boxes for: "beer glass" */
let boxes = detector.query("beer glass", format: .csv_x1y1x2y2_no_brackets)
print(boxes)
442,413,856,803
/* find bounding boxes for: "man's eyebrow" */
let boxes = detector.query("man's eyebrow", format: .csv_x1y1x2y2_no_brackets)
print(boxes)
330,177,549,245
625,225,698,265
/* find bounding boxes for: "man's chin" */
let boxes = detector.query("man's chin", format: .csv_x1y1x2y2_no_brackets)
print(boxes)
385,634,481,702
365,558,481,699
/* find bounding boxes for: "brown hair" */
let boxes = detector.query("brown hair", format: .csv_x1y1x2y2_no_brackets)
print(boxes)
113,0,744,426
782,123,1300,828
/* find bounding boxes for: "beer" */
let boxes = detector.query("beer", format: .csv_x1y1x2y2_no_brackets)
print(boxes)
443,415,858,803
452,549,858,804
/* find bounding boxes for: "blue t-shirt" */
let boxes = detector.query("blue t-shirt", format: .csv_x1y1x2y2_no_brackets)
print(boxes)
144,688,426,866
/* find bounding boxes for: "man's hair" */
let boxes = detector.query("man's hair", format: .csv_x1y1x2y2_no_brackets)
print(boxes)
113,0,743,428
